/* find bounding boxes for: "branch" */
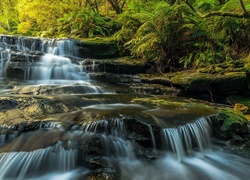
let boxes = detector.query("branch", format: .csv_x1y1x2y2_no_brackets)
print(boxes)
185,0,250,19
185,0,197,13
239,0,248,15
201,11,247,18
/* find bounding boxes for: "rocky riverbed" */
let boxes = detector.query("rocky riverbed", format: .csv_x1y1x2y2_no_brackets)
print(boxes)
0,34,250,179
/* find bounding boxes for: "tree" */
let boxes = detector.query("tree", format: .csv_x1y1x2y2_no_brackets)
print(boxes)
107,0,126,14
123,1,196,72
0,0,18,33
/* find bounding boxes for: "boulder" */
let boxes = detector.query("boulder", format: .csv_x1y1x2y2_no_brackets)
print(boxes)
76,38,120,59
209,109,249,139
170,71,247,94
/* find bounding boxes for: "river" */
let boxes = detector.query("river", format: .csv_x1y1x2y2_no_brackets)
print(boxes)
0,35,249,180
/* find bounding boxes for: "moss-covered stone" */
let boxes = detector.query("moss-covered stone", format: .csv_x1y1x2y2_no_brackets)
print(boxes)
77,37,120,59
170,71,247,94
83,57,150,74
131,96,218,127
210,109,248,139
197,59,247,74
170,71,216,91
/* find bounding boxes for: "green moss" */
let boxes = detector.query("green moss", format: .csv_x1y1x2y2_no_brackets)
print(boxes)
171,71,215,90
131,97,183,106
218,109,247,131
132,97,217,113
197,59,248,74
78,37,116,44
103,57,146,66
210,108,248,139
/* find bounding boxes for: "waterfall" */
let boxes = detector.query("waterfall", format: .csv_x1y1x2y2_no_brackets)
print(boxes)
161,117,211,160
0,117,249,179
0,36,11,77
0,142,77,179
0,36,95,85
25,39,87,82
80,118,126,137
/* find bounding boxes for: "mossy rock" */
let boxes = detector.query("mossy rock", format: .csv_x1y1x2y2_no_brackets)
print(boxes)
197,59,247,74
131,96,218,127
77,37,120,59
170,71,247,93
210,109,248,139
170,72,216,91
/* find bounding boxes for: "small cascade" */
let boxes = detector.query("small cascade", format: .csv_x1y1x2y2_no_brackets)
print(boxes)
25,54,85,81
25,39,87,82
41,39,78,57
0,37,11,77
39,121,62,129
161,117,211,159
0,115,249,179
0,134,16,148
79,118,127,138
147,124,157,152
100,134,134,158
0,36,101,92
0,141,77,179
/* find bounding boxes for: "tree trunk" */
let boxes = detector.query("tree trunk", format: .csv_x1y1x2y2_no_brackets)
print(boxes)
107,0,124,14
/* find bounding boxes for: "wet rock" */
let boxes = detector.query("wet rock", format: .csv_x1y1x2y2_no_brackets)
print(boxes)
0,96,71,124
0,99,17,110
132,142,157,161
11,85,100,95
88,73,122,84
83,57,150,74
76,38,120,59
139,74,172,86
130,84,181,96
125,118,156,148
170,71,247,94
228,135,244,145
210,109,249,139
0,129,62,152
87,167,120,180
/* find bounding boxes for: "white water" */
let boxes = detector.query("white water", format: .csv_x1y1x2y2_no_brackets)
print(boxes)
25,39,87,83
161,117,211,159
0,36,11,78
0,36,102,93
0,117,249,180
0,141,77,180
0,36,250,179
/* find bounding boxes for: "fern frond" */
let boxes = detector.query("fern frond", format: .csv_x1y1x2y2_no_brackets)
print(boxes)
137,21,157,36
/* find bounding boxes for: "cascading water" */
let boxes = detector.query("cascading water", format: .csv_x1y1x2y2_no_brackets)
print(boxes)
0,115,249,180
0,35,102,93
161,117,211,159
0,35,250,180
0,142,77,179
0,36,11,78
25,39,87,83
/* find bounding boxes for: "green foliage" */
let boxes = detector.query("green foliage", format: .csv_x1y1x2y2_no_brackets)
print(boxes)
120,1,201,71
0,26,7,34
57,9,116,38
194,0,220,12
1,0,250,72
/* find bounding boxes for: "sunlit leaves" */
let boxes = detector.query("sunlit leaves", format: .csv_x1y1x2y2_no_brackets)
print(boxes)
17,22,31,34
57,9,113,38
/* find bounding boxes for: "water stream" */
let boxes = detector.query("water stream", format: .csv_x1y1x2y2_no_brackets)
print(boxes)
0,35,249,179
